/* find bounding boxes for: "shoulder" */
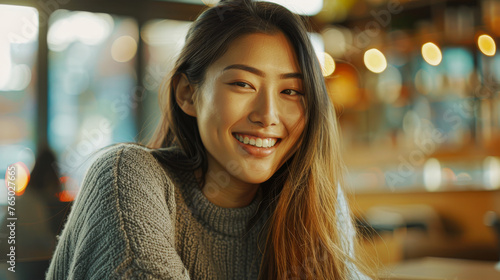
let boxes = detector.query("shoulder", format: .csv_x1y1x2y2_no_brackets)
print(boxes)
74,143,183,231
78,143,181,204
49,143,191,278
89,143,159,172
85,143,174,185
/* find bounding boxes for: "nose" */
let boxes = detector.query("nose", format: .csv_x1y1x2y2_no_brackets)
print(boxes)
248,88,280,127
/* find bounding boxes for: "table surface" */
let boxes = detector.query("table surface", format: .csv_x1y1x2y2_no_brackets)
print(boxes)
380,257,500,280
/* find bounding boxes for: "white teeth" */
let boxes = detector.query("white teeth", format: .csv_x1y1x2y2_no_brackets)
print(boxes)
234,134,278,148
255,138,262,147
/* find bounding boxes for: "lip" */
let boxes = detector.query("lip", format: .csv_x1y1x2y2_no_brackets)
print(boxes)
232,133,281,158
232,131,282,139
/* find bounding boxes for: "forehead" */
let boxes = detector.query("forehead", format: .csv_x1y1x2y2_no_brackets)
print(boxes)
209,32,302,76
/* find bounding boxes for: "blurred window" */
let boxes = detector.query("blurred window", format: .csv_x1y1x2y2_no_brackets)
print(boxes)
47,10,139,188
0,5,38,205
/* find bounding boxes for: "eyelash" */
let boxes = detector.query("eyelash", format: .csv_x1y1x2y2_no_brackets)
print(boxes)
229,82,303,96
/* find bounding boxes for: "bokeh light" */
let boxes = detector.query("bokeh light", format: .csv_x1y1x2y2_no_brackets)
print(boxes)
262,0,323,16
201,0,220,7
7,64,32,91
0,5,38,91
309,32,325,73
325,63,360,107
111,35,137,62
58,176,78,202
422,42,442,66
48,11,113,51
483,156,500,190
322,26,352,58
56,190,76,202
0,5,38,44
319,52,336,77
5,162,31,196
424,158,442,191
364,48,387,73
477,34,496,56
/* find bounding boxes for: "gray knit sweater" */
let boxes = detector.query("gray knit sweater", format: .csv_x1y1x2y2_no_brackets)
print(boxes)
46,143,367,279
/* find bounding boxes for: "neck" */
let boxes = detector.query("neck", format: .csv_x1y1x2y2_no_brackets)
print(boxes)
197,158,261,208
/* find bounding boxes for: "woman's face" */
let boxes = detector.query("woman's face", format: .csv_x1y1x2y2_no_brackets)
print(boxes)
194,32,305,185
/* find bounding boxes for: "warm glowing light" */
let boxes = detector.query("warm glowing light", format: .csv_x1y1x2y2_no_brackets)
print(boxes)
58,176,79,202
260,0,323,16
48,11,113,51
364,48,387,73
5,162,30,196
319,52,335,76
423,158,441,191
56,190,77,202
111,35,137,63
201,0,220,6
422,42,442,66
325,63,360,108
483,156,500,190
478,35,496,56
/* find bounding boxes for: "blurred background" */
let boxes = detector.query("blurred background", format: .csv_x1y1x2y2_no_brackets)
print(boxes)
0,0,499,279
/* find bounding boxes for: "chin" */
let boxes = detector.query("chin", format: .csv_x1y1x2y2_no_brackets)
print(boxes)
239,173,273,185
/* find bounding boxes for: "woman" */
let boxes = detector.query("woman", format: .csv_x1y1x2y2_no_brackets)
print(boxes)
46,0,372,279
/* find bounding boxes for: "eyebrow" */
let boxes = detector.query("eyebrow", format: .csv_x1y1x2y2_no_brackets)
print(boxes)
222,64,303,80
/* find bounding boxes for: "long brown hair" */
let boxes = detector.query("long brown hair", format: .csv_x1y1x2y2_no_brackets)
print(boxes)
148,0,373,278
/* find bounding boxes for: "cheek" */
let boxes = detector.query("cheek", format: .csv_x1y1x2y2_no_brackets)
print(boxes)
197,91,243,133
214,93,245,124
282,100,305,136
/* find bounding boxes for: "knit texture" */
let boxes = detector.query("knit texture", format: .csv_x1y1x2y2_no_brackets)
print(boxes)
45,143,368,279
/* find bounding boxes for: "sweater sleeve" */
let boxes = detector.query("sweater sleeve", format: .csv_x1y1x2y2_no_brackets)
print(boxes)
45,144,191,280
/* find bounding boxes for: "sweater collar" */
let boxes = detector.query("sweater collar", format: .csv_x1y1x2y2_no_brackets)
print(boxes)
173,167,263,237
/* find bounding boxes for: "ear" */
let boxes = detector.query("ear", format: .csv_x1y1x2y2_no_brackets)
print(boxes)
174,73,197,117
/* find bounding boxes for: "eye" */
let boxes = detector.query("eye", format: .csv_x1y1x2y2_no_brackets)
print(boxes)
229,81,252,89
281,89,303,96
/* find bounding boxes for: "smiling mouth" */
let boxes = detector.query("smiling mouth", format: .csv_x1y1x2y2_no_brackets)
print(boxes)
232,133,281,148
